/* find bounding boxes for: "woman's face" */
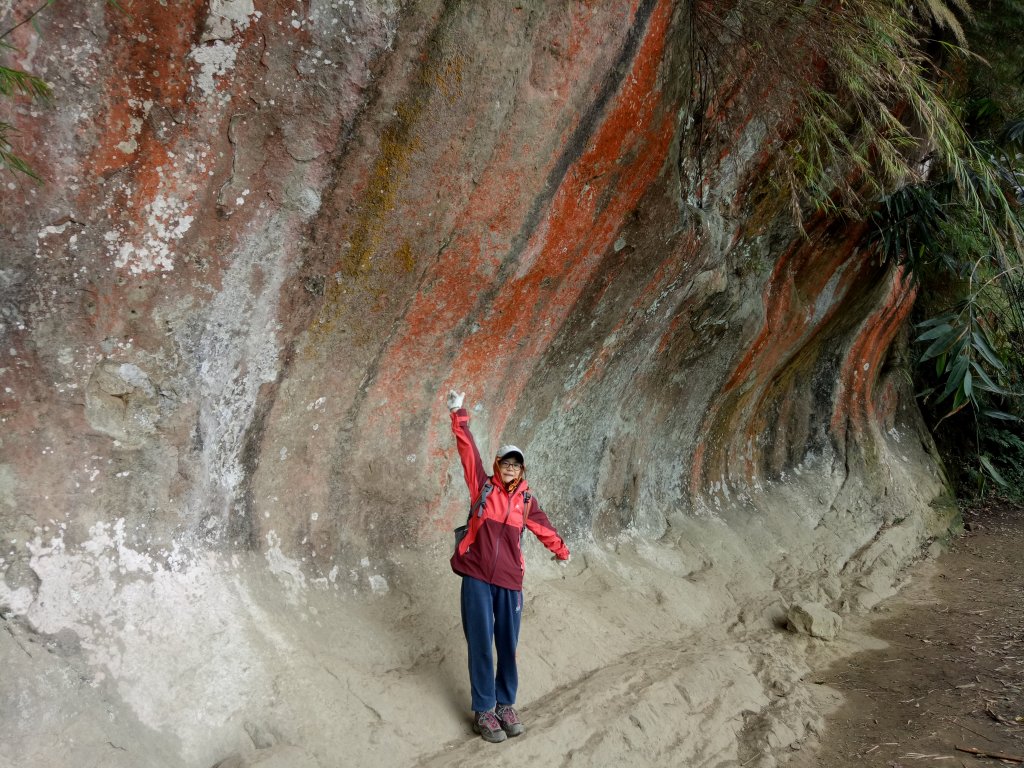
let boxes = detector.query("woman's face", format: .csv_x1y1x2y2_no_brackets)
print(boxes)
498,458,523,485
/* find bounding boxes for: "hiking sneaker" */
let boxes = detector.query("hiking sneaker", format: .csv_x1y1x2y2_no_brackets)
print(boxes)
495,704,525,737
473,710,507,743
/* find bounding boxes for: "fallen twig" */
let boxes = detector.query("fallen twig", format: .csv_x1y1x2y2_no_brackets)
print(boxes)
944,716,994,742
740,750,765,766
955,745,1024,763
984,704,1022,727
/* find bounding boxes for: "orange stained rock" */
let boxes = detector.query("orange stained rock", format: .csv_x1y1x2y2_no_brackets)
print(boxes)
358,0,677,448
87,2,204,178
447,0,677,435
692,218,876,489
831,264,917,441
723,219,870,394
81,2,204,318
356,0,677,537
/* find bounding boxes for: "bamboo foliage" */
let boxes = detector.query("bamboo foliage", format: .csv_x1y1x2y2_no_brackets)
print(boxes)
693,0,1024,493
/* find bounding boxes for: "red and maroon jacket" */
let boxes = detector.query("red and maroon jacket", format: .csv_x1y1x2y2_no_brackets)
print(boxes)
449,408,570,591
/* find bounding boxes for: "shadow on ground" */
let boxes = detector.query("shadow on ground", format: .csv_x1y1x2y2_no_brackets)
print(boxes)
788,500,1024,767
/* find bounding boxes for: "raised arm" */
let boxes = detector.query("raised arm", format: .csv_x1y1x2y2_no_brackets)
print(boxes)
448,390,487,498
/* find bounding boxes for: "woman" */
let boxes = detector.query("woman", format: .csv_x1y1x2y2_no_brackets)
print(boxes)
446,389,571,743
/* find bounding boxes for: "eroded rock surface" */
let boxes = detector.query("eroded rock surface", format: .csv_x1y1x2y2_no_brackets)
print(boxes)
0,1,957,766
787,602,843,642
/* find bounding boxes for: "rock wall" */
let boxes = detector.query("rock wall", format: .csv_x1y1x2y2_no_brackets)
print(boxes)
0,1,958,766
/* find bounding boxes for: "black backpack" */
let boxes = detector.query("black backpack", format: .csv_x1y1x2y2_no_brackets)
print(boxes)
452,484,534,551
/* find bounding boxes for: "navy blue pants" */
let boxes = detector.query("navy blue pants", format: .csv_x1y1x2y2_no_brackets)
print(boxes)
460,575,523,713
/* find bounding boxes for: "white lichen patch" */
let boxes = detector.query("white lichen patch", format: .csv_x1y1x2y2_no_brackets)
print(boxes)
368,573,389,595
37,222,71,238
0,581,33,614
190,5,258,117
202,0,258,42
196,238,288,499
190,40,240,103
115,99,153,155
111,193,194,274
80,518,154,574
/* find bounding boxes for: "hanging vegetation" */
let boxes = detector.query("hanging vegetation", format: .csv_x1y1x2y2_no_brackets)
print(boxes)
691,0,1024,495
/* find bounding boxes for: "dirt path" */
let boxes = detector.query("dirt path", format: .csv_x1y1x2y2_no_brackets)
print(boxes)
788,500,1024,768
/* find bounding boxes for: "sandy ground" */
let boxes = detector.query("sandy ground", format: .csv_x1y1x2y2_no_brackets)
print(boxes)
0,463,961,768
786,500,1024,768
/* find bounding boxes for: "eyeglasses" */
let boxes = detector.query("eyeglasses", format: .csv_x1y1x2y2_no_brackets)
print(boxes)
498,460,523,471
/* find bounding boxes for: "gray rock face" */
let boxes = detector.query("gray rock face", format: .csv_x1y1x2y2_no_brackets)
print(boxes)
0,0,960,766
84,361,161,446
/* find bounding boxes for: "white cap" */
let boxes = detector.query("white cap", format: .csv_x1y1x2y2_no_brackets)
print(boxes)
496,445,525,465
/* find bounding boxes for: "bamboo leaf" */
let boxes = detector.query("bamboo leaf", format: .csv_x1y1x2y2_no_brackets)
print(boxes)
0,121,41,180
978,455,1008,487
971,330,1005,372
0,65,51,101
917,313,956,330
920,326,965,362
952,385,967,410
916,323,953,342
935,397,971,427
938,354,969,402
969,360,1007,395
982,410,1020,422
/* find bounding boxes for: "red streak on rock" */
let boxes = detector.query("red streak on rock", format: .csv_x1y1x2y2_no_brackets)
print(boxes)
352,0,679,536
447,0,676,434
725,220,868,394
831,264,917,440
356,0,678,534
692,217,877,489
70,3,208,339
88,3,203,178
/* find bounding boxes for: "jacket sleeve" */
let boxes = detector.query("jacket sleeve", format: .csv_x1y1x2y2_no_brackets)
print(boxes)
450,408,487,499
525,499,570,560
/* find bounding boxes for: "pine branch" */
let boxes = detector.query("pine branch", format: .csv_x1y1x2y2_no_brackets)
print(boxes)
0,64,51,100
0,0,53,43
0,121,41,181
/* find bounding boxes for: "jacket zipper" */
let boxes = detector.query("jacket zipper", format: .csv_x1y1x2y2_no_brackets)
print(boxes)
487,484,516,584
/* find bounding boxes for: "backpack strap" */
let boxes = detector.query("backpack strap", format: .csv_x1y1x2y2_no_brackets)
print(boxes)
520,492,533,541
469,481,494,522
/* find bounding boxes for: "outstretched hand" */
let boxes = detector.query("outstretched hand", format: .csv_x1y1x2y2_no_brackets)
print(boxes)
447,389,465,412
